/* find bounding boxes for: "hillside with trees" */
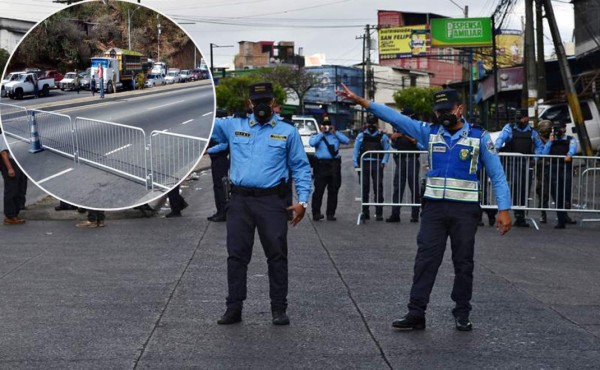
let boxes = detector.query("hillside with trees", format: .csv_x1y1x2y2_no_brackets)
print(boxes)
6,1,199,73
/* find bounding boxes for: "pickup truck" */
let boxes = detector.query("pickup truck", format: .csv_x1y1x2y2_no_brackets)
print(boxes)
539,99,600,153
4,73,55,99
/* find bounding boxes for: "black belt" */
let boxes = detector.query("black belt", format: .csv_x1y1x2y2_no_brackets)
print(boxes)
317,158,341,162
231,185,280,197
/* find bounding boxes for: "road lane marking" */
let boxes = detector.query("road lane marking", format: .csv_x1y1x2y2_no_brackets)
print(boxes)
202,111,213,117
104,143,131,156
148,100,185,111
37,168,74,184
181,119,194,125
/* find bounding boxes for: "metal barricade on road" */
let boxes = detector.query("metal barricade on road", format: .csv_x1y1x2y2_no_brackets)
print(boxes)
0,103,30,143
30,109,76,160
148,130,208,191
75,117,149,187
358,150,600,228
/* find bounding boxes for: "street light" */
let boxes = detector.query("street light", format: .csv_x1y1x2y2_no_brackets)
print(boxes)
209,43,233,76
157,15,162,62
127,6,140,50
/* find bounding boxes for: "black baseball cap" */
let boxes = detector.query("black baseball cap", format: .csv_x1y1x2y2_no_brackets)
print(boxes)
249,82,274,100
402,105,415,117
433,89,461,111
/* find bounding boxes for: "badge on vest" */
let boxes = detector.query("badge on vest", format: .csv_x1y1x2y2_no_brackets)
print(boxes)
234,131,251,137
432,146,447,153
459,148,471,160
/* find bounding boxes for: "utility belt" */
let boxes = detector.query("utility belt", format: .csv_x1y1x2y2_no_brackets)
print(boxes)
317,158,341,163
231,181,287,198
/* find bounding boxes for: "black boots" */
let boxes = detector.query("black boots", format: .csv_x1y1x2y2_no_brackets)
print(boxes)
217,308,242,325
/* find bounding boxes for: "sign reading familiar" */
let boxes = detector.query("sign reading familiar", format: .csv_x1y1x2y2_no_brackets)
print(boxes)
430,18,493,48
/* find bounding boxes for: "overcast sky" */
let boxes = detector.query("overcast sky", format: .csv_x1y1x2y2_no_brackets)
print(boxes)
1,0,576,68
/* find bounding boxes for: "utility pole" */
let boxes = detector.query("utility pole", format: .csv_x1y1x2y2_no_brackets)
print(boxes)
356,32,366,124
535,0,546,102
542,0,593,155
492,18,500,129
524,0,538,124
365,24,374,101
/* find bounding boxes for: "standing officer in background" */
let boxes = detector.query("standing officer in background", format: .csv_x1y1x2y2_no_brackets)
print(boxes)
535,120,553,223
211,82,312,326
0,132,27,225
387,106,421,223
495,108,544,227
338,85,512,332
309,117,349,221
542,121,578,229
353,115,390,221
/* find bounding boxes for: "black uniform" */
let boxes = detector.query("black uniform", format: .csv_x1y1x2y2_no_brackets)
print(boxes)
547,137,573,228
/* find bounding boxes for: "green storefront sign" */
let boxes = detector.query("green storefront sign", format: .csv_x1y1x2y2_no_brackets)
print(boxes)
431,18,493,48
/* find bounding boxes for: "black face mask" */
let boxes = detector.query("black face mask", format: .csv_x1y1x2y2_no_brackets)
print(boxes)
438,112,458,127
253,102,273,123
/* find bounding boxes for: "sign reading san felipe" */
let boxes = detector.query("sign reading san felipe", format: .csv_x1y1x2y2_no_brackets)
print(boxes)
430,18,493,48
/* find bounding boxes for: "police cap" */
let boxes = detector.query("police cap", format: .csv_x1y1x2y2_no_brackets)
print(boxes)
249,82,274,100
366,115,378,124
433,89,461,111
402,105,415,118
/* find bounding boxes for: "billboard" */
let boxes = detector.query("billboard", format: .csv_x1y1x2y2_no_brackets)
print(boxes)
474,30,524,70
378,25,429,60
431,18,493,48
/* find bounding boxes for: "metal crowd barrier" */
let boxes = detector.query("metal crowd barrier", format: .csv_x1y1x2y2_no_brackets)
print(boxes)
149,130,207,190
31,109,76,160
75,117,149,186
358,150,600,227
0,103,30,142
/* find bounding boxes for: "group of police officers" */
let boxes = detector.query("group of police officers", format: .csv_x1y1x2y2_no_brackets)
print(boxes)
208,81,577,331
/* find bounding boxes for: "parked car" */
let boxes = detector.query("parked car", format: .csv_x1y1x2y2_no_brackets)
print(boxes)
1,71,25,97
79,68,92,90
179,70,191,82
165,70,181,84
145,73,166,87
539,99,600,153
42,69,64,85
292,115,319,157
59,72,78,90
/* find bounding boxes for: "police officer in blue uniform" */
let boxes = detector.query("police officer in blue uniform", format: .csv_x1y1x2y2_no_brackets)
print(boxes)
338,85,512,331
211,82,312,326
309,118,350,221
387,106,421,223
495,108,544,227
353,116,391,221
541,121,578,229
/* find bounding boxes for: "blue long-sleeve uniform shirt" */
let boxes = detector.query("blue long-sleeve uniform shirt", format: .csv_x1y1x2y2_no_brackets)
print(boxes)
352,130,391,167
495,123,545,154
541,135,578,156
368,102,512,210
207,142,229,154
211,113,312,203
309,131,350,159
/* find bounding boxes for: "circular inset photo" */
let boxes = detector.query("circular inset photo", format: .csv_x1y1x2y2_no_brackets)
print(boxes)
0,0,215,210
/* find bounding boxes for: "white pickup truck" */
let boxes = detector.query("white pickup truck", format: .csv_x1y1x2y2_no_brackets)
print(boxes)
1,71,25,98
4,72,55,99
539,99,600,153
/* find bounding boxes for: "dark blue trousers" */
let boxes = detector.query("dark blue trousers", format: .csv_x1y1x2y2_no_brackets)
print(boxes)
226,193,289,311
408,200,480,318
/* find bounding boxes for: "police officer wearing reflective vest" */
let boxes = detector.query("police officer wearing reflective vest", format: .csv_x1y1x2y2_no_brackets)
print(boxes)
211,82,312,326
495,108,544,227
309,118,350,221
337,85,512,331
353,115,391,221
541,120,578,229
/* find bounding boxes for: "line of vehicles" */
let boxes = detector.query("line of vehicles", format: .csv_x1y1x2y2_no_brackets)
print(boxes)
1,48,209,99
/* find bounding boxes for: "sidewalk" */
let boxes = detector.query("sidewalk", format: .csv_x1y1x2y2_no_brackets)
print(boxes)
0,148,599,369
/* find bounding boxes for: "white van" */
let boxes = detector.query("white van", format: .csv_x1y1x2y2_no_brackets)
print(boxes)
539,99,600,153
291,115,319,157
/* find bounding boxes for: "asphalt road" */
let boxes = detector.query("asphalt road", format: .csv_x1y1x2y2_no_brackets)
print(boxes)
0,81,214,209
1,147,599,369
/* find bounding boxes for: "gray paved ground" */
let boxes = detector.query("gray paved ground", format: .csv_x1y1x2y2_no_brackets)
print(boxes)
1,148,599,369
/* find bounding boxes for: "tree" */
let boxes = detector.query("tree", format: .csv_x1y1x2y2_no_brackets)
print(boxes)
0,48,9,75
393,86,442,121
259,66,320,114
215,75,287,115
